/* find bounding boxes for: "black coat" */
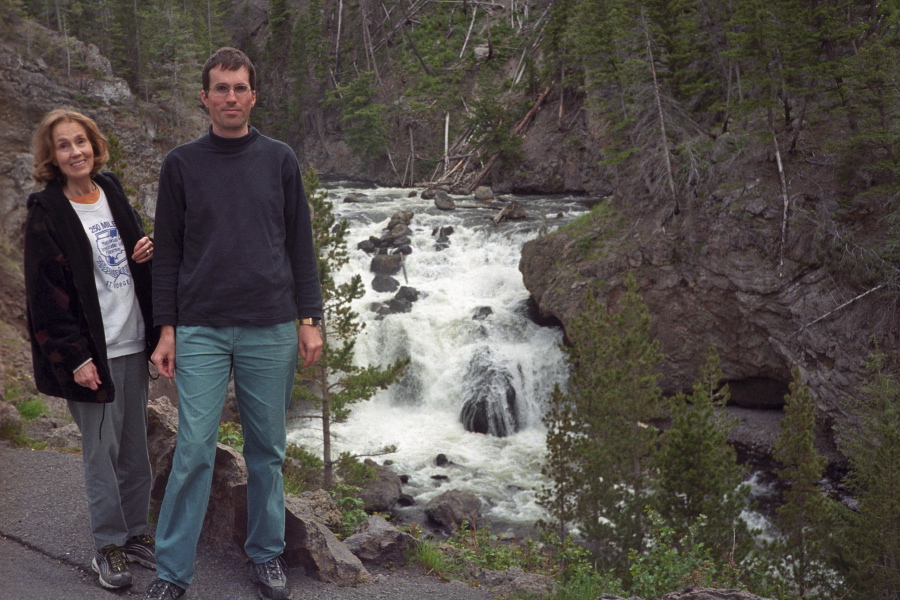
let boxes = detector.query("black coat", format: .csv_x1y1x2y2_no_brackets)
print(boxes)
24,172,158,403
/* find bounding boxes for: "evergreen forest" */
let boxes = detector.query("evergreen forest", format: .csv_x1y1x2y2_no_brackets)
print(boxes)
8,0,898,201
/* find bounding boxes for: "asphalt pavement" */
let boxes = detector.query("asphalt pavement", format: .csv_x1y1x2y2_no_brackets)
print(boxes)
0,443,495,600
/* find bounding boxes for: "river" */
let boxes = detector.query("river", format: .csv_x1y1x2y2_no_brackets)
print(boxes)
286,182,594,535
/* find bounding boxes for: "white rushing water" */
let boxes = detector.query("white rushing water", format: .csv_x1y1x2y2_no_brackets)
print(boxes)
287,182,593,533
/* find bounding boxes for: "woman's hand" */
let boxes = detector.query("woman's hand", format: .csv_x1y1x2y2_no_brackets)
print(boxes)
132,236,153,264
74,360,102,391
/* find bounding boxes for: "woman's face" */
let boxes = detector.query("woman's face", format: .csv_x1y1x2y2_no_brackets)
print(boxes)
51,120,94,184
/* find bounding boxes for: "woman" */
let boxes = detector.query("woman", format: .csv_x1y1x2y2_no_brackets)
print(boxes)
24,109,159,591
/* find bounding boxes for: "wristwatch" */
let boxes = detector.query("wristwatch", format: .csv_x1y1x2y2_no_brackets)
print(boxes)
299,317,321,326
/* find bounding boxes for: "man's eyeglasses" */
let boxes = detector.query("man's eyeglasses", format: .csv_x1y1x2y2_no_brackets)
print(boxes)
207,84,253,98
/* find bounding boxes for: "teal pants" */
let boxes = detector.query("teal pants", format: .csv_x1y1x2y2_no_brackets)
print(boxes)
154,322,297,589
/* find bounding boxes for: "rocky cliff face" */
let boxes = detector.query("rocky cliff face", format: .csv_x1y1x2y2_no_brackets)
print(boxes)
519,131,897,467
0,23,207,245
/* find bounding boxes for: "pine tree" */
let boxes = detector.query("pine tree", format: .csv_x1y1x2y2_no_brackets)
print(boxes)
771,365,837,598
834,349,900,600
652,345,753,564
325,71,389,163
539,272,663,572
293,167,408,488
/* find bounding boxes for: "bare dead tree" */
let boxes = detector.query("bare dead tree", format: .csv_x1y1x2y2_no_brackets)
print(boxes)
642,9,679,215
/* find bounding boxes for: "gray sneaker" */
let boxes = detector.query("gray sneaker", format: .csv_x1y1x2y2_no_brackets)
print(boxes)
249,555,292,600
123,533,156,568
143,578,185,599
91,544,133,589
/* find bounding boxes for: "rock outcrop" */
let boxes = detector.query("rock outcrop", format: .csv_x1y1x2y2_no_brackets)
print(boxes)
520,151,895,468
359,458,403,513
424,489,482,530
343,515,417,567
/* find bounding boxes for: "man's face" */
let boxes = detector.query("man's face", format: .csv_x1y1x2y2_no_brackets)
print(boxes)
201,65,256,138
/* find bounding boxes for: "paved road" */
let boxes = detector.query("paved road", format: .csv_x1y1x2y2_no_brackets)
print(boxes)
0,443,495,600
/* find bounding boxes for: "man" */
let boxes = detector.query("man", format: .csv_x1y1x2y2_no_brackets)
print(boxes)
144,47,323,600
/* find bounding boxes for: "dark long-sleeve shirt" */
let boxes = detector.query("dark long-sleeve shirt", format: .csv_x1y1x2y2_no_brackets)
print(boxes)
152,127,322,327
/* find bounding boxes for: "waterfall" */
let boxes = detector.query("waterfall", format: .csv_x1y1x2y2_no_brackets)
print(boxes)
287,182,591,531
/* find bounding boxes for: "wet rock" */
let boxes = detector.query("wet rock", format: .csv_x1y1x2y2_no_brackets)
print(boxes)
386,211,414,230
343,192,369,203
359,459,403,513
370,253,403,275
492,200,528,223
434,191,456,210
357,239,377,253
372,274,400,293
473,186,495,201
395,286,419,303
385,223,412,240
424,489,482,529
459,348,519,437
387,297,413,314
473,306,493,320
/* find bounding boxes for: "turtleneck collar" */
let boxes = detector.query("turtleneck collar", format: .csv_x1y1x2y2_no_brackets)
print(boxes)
207,126,259,150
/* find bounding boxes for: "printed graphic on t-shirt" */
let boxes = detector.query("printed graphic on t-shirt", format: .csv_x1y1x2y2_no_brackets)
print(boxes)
89,220,132,287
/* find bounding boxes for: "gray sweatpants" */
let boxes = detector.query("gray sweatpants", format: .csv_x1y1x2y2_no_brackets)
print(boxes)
67,352,151,549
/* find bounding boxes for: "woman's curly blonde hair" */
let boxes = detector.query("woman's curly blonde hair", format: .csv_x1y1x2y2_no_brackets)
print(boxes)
31,109,110,185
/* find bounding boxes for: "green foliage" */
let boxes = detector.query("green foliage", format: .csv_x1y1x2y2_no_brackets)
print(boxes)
14,398,47,422
539,272,663,573
466,82,523,163
448,522,542,573
283,443,324,494
334,452,376,488
293,167,408,488
105,132,128,182
834,349,900,599
554,570,626,600
652,345,753,564
628,512,742,599
217,421,243,453
409,539,457,578
770,365,839,598
325,72,389,163
330,483,369,538
829,36,900,196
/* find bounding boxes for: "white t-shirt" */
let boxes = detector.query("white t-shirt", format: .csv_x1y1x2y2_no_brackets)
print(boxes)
70,188,145,359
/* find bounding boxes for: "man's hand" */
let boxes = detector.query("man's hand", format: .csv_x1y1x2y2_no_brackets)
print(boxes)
151,325,176,378
298,323,323,367
74,360,102,390
132,236,153,264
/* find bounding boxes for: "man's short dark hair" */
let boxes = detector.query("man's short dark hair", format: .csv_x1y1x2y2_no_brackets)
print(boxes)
202,47,257,91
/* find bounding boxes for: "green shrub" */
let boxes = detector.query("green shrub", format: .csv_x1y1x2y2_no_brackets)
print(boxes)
217,421,243,452
334,452,376,487
15,398,47,422
409,539,458,579
628,512,743,598
283,443,324,494
331,483,369,538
